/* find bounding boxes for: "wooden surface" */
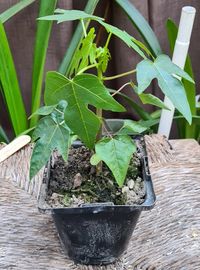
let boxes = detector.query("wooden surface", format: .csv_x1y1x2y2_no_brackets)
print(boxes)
0,135,200,269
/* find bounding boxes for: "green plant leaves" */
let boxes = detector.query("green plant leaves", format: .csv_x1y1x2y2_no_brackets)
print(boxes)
93,136,136,186
69,27,97,76
29,104,57,118
39,8,148,59
59,0,100,75
118,120,148,135
44,72,125,148
139,93,169,110
136,54,193,124
98,21,147,59
0,22,27,135
30,101,70,179
115,0,162,57
38,9,103,23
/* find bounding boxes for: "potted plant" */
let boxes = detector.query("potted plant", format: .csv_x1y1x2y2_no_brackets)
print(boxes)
29,8,194,265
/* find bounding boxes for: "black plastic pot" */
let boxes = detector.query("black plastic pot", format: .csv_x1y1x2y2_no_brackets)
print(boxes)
38,137,155,265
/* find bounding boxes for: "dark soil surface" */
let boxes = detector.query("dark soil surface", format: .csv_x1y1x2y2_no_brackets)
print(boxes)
47,140,146,207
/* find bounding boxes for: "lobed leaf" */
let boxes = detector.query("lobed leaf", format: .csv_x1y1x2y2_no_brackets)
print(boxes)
44,72,125,149
136,54,193,124
30,102,70,179
94,136,136,186
38,10,103,23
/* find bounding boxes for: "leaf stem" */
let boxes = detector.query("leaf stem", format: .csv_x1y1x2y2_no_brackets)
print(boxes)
103,69,136,81
104,32,112,49
81,19,87,37
76,63,98,75
112,82,132,97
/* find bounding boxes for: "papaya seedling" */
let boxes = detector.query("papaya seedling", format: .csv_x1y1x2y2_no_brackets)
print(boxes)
30,9,194,187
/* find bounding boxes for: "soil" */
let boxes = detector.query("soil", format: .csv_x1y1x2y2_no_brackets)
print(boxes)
46,139,146,208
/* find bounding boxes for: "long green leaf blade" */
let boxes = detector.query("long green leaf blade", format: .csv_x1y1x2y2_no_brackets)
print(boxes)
0,22,27,135
30,0,57,128
115,0,162,57
0,126,9,143
59,0,100,75
0,0,35,23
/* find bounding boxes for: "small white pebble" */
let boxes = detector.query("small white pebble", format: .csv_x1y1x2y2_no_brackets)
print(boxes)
122,186,129,193
127,179,135,190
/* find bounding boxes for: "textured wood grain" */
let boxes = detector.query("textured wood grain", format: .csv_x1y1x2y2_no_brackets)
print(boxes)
0,135,200,269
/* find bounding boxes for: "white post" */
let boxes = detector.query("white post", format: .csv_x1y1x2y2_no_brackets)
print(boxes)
158,6,196,138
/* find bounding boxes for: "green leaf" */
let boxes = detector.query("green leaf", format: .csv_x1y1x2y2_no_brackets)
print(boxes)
29,104,57,119
69,27,97,76
40,8,147,61
0,22,27,135
59,0,100,75
30,103,70,179
0,126,9,143
139,93,170,110
118,119,148,135
98,21,147,59
95,136,136,186
30,0,57,128
115,0,162,57
38,9,103,23
136,54,193,124
138,118,160,128
44,72,125,148
0,0,35,23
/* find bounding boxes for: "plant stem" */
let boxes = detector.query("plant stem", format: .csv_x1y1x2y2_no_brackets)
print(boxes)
96,69,103,174
96,0,110,46
76,63,98,75
104,32,112,49
81,19,87,37
112,82,131,97
103,69,136,81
